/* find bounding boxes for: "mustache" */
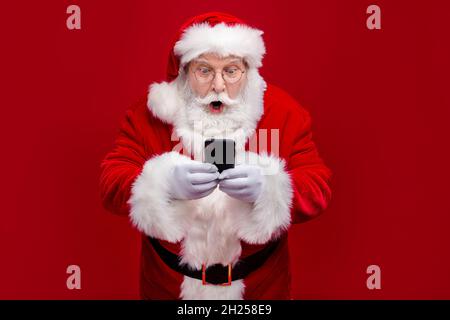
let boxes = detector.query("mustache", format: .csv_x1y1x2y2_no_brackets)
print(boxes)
193,91,241,106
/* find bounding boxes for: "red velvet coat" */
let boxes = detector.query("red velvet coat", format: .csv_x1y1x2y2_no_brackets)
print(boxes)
99,83,332,299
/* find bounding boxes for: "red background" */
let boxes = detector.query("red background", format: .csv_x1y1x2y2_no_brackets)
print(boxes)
1,0,449,299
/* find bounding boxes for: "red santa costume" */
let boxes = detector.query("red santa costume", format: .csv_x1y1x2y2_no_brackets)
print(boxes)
99,12,332,300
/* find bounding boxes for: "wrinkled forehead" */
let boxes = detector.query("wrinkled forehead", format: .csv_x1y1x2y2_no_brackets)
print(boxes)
190,53,247,67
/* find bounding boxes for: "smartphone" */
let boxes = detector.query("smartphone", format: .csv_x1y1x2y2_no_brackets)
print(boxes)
204,139,235,173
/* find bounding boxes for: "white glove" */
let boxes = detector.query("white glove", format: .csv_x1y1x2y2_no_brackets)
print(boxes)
169,161,220,200
218,165,264,203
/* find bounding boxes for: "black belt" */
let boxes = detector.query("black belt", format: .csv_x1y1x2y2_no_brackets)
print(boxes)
147,236,280,285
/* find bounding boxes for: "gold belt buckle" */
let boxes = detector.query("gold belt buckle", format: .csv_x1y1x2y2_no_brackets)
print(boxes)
202,263,232,286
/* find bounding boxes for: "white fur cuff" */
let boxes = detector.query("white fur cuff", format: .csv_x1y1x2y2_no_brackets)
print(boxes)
235,153,293,244
128,151,191,243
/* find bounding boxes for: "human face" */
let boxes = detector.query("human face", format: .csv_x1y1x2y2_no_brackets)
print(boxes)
186,53,247,114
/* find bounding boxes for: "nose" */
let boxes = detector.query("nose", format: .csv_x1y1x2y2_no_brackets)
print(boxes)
211,71,225,94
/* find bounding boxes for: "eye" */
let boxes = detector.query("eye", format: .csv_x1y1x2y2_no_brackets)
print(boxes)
198,67,212,75
224,67,239,76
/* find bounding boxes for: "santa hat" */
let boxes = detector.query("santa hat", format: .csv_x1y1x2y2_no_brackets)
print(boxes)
165,12,266,82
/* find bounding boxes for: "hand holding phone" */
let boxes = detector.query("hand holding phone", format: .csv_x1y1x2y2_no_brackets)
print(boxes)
218,164,264,203
169,161,219,200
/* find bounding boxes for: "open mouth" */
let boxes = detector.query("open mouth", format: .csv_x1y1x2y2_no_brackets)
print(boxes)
208,101,224,114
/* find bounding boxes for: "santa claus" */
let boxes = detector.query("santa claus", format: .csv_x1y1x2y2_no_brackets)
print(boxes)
100,12,332,300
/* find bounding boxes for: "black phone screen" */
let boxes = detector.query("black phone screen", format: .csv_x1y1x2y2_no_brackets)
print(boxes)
204,139,235,173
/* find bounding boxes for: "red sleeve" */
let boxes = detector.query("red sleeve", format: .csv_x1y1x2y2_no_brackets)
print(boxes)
99,104,149,217
285,106,333,223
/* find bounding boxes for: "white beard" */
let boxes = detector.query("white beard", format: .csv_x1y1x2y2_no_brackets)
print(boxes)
171,68,267,161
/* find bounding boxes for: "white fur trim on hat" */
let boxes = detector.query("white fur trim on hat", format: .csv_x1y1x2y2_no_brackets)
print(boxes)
174,22,266,69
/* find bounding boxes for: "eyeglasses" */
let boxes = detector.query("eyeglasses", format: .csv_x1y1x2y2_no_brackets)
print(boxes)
192,64,246,84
